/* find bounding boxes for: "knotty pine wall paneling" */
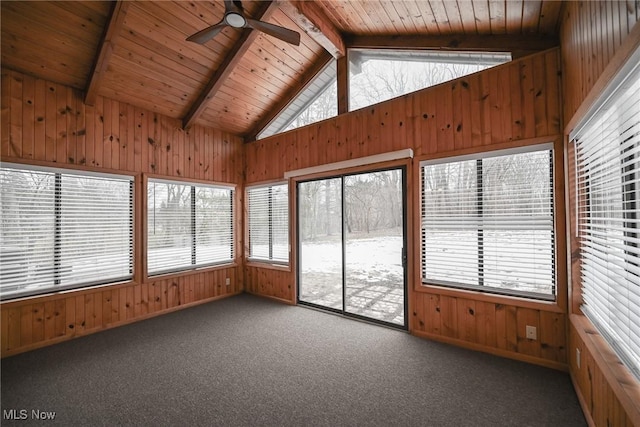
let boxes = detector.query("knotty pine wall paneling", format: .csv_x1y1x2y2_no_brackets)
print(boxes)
0,68,244,357
561,2,640,426
562,1,640,129
245,49,568,369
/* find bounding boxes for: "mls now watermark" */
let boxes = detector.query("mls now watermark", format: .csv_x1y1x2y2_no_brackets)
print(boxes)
3,409,57,421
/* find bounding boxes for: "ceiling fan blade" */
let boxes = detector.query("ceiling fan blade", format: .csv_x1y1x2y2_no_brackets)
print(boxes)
187,21,227,44
227,0,243,14
246,18,301,46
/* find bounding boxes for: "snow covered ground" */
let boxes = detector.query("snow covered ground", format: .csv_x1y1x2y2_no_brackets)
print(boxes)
299,233,406,325
297,228,555,324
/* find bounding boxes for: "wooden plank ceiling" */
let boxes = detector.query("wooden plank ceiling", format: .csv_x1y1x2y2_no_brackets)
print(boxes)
1,1,562,139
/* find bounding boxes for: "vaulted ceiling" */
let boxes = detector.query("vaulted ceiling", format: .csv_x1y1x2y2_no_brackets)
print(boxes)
1,1,562,139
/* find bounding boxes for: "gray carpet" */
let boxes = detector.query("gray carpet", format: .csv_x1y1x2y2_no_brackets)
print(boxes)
1,293,586,426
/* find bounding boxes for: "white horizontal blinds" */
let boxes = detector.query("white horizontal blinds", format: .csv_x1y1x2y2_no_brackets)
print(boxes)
421,148,555,299
271,185,289,262
195,186,233,264
482,151,555,296
1,168,55,297
0,165,133,299
59,175,133,286
147,181,193,274
247,184,289,263
248,186,270,260
574,60,640,380
147,179,234,275
421,160,479,287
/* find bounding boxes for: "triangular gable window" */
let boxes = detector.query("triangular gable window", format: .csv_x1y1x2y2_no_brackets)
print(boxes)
258,60,337,139
349,50,511,111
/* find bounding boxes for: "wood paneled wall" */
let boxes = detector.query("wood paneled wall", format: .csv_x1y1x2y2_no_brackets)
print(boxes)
246,49,562,183
0,68,245,357
561,2,640,426
245,266,295,303
561,1,639,129
245,49,567,369
569,315,640,427
1,69,242,180
412,294,567,368
0,269,240,357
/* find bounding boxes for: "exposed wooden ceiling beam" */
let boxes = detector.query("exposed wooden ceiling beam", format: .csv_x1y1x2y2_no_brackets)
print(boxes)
280,1,345,58
345,34,559,58
245,50,334,142
84,1,129,106
182,1,279,130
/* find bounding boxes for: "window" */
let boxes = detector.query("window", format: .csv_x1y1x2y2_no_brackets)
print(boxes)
258,60,337,139
349,50,510,111
420,146,556,300
247,183,289,263
0,164,133,300
147,179,234,275
572,47,640,380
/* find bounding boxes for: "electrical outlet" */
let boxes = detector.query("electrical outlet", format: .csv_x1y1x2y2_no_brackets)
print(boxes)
225,277,230,286
525,325,537,340
576,348,581,369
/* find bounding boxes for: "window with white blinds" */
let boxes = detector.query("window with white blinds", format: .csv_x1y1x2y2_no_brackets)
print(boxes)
0,164,133,300
572,47,640,381
421,146,556,300
147,179,234,275
247,183,289,263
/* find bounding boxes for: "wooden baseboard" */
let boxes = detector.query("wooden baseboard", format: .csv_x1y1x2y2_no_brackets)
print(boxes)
569,369,597,427
412,329,569,372
244,291,295,305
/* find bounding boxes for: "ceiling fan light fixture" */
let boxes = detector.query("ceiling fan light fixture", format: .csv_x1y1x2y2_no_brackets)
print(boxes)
225,12,246,28
187,0,300,46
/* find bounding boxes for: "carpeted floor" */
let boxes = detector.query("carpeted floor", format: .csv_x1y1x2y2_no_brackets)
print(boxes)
1,293,586,426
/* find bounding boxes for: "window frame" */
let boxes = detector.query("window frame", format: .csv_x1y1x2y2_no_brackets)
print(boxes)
246,181,290,266
257,60,337,139
348,49,511,112
145,176,236,277
571,47,640,381
419,143,557,301
0,162,135,300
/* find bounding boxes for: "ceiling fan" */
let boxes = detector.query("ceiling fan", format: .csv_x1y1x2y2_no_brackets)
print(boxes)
187,0,301,46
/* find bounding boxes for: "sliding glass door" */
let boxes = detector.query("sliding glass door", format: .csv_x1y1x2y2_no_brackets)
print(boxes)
298,168,406,328
298,178,343,310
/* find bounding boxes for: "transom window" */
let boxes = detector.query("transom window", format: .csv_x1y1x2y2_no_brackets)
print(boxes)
247,183,289,264
258,61,337,139
0,164,133,300
258,50,510,140
349,50,511,111
147,179,234,275
420,146,556,300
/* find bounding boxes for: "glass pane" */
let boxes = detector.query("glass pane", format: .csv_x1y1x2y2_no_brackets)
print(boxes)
60,175,132,285
0,169,55,296
421,160,479,285
248,184,288,263
259,61,337,139
282,82,337,132
482,151,554,295
248,187,270,259
196,187,233,264
271,184,289,262
147,181,192,274
349,50,510,111
298,178,343,310
344,170,405,325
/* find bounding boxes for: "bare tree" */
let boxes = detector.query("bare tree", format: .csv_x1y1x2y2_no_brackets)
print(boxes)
351,59,487,110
